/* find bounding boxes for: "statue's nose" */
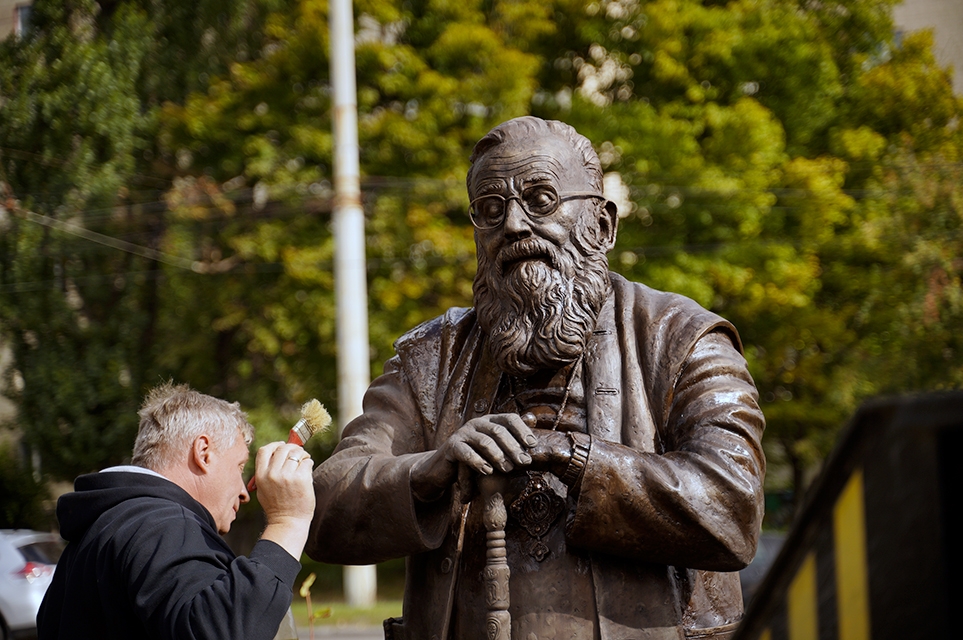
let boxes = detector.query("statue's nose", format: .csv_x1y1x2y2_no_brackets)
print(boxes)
502,196,531,236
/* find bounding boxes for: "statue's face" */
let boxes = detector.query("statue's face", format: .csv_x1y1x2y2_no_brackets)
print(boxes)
469,134,601,272
469,132,615,375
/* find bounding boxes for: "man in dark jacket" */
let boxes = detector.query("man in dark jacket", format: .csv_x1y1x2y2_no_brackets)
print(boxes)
307,117,766,640
38,381,315,640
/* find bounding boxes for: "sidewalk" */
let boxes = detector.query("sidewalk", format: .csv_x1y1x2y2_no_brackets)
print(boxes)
297,626,383,639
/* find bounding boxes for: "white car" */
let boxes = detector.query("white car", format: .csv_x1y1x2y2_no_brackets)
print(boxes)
0,530,64,640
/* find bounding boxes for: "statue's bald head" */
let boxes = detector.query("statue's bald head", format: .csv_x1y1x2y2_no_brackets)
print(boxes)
467,116,605,196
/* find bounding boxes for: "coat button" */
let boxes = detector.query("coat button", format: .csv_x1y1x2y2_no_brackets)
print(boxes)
473,399,488,413
440,557,453,573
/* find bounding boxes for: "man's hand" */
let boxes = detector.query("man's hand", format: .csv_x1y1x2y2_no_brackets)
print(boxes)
255,442,316,559
410,413,538,502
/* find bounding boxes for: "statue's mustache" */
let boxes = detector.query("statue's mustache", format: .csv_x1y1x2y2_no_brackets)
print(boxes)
497,239,560,275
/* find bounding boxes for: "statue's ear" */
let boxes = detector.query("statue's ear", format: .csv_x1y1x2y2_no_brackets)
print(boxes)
599,200,619,250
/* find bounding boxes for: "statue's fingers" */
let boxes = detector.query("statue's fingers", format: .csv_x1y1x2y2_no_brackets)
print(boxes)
451,440,495,475
469,430,523,473
490,413,538,448
473,423,530,468
484,412,536,446
503,412,538,447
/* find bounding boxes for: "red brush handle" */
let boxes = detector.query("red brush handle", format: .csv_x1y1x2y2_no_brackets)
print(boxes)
286,430,305,446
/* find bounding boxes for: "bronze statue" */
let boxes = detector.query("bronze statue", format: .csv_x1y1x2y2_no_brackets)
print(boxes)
306,116,766,640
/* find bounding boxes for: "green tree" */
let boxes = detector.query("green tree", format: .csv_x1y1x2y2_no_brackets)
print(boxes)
0,442,49,529
2,0,961,515
0,0,292,479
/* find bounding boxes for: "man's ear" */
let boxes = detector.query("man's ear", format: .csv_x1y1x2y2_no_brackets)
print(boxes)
598,200,619,251
191,434,214,474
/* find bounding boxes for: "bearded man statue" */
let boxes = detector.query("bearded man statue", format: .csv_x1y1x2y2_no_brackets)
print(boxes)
307,117,766,640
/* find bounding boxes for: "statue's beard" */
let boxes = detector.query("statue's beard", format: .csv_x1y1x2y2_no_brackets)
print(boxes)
473,228,611,377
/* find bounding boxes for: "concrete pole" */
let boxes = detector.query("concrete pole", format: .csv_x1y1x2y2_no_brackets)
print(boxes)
330,0,377,608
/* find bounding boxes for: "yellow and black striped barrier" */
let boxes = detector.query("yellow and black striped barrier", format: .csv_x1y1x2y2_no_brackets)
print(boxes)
733,391,963,640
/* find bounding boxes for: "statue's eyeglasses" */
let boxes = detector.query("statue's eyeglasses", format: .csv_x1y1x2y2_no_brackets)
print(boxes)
468,184,606,230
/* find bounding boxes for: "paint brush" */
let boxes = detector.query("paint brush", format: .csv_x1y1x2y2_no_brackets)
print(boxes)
247,399,332,492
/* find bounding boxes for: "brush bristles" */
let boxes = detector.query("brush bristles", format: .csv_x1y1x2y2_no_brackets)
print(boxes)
289,399,332,445
300,399,332,434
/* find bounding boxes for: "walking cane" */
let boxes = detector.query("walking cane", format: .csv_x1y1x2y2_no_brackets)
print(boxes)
480,474,511,640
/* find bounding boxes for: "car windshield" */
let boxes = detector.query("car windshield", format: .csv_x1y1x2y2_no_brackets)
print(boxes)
19,540,64,565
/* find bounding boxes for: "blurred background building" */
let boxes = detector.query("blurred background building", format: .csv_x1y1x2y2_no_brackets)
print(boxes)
0,344,15,436
0,0,30,38
893,0,963,94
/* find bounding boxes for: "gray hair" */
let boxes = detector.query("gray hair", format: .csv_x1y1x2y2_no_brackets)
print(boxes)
131,381,253,471
467,116,604,194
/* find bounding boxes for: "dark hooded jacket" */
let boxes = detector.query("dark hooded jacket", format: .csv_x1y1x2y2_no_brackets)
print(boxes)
37,470,300,640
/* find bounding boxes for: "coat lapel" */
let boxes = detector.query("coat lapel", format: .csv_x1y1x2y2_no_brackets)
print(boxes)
586,281,659,452
584,294,622,443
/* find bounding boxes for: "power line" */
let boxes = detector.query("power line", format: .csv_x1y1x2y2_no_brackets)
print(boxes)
10,208,197,271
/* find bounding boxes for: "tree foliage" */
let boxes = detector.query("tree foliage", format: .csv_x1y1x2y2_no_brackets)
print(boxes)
0,0,291,478
0,441,49,529
1,0,961,517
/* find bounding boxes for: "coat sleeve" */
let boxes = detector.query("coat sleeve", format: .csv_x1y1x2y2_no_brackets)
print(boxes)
305,356,452,565
566,330,766,571
119,506,301,640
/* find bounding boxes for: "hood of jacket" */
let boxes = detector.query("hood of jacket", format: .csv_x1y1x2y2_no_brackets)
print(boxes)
56,470,215,542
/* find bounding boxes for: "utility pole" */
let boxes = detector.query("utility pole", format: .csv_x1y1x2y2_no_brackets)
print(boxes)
329,0,377,608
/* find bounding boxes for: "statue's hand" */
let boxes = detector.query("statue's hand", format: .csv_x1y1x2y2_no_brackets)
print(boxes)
410,413,537,502
528,428,573,478
443,413,538,474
